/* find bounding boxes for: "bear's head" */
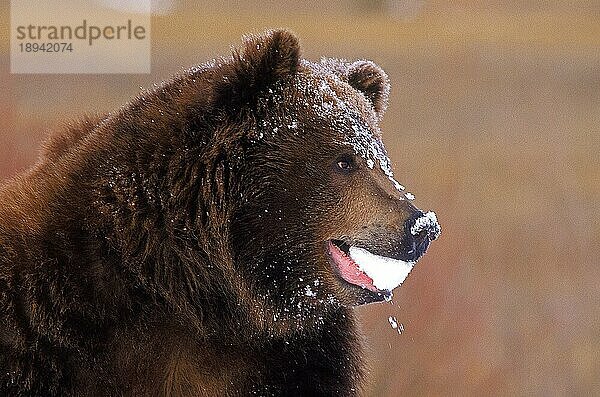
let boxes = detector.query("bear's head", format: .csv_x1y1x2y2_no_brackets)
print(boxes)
88,29,440,333
193,30,442,325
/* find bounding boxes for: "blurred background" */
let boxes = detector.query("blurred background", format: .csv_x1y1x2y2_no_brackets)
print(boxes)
1,1,599,395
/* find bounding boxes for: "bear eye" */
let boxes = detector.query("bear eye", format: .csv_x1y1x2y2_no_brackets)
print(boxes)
337,160,352,170
334,155,355,173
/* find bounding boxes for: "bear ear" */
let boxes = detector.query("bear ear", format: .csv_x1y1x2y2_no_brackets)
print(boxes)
212,29,301,110
347,60,390,120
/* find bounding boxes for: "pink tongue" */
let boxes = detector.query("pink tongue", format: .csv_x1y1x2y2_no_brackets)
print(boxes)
328,241,377,292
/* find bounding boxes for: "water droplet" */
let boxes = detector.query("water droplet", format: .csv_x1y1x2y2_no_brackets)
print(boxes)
388,316,403,334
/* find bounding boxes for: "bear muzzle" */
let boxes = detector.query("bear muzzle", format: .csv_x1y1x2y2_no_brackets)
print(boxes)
326,209,440,299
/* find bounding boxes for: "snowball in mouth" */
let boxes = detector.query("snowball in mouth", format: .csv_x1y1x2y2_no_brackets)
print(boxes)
348,246,415,291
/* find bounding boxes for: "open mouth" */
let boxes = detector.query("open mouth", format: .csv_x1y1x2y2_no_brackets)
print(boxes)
327,239,416,294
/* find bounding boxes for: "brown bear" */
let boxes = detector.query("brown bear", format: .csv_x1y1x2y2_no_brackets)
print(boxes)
0,30,440,396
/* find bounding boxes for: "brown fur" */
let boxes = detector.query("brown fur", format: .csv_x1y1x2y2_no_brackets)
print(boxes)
0,29,434,396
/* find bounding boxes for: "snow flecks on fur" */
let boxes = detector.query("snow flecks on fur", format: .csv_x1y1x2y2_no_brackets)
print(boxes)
304,285,316,297
250,59,409,197
253,87,290,142
294,65,407,195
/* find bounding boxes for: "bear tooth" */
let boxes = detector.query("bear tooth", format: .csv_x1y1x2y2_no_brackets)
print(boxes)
348,246,415,291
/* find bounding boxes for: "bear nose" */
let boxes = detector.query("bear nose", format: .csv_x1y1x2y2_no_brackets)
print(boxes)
402,210,441,261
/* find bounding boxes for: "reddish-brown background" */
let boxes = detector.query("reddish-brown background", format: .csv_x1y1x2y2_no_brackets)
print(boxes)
1,1,599,395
